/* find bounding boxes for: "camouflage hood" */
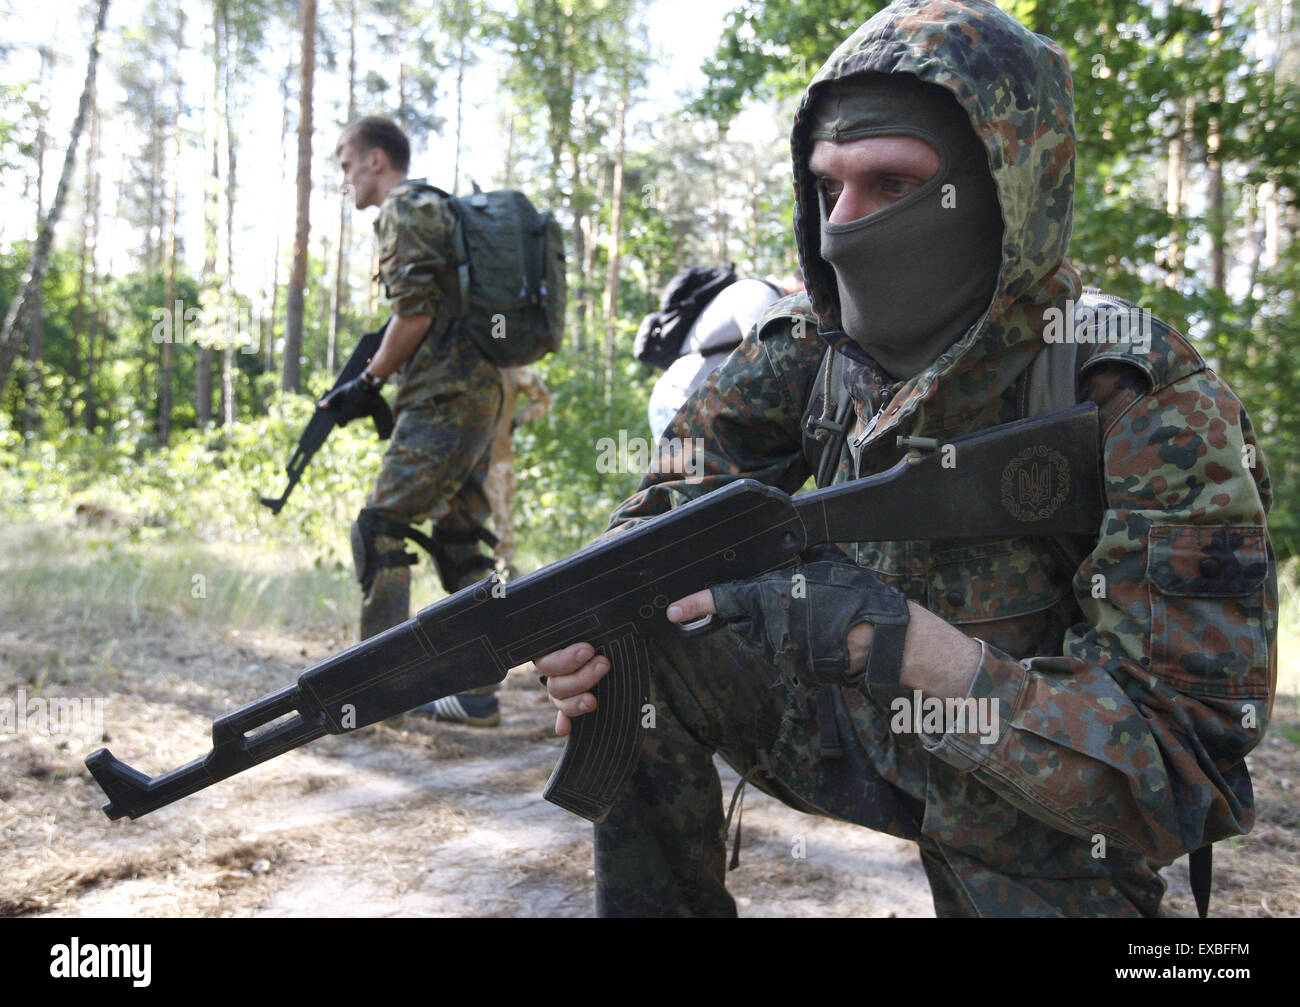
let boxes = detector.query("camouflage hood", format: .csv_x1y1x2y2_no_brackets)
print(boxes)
791,0,1081,438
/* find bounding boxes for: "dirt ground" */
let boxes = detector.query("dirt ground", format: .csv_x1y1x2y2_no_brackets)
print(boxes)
1,600,1296,918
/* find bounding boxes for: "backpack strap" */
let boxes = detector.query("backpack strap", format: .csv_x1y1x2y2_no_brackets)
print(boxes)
1014,337,1094,576
413,182,471,315
1016,338,1080,420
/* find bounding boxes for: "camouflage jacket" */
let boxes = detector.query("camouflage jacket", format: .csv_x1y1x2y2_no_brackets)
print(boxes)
607,0,1277,872
375,178,458,322
374,179,495,412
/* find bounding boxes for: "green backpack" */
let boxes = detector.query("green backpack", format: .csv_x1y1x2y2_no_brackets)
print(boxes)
419,182,566,366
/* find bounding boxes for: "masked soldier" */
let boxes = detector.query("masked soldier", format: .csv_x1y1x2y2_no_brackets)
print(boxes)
539,0,1277,915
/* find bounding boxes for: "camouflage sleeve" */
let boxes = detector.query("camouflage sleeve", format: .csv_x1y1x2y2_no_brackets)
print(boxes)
912,365,1277,862
605,296,825,533
375,190,456,318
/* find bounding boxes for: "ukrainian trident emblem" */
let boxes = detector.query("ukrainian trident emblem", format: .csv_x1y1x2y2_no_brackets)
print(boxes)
1001,444,1070,523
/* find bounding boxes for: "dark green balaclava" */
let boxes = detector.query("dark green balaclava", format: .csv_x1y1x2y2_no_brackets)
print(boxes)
811,73,1003,379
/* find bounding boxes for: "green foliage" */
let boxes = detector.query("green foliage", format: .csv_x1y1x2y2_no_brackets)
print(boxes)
0,78,36,175
696,0,883,123
506,345,652,562
0,390,380,571
362,0,445,143
485,0,652,210
0,338,657,578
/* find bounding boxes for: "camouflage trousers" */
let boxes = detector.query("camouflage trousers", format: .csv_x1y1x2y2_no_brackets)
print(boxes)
360,328,504,656
595,626,1169,917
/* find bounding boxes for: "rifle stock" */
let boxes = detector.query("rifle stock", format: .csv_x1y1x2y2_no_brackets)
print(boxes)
88,404,1103,824
259,322,395,515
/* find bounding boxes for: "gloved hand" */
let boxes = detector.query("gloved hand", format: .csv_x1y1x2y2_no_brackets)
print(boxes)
710,560,910,688
319,375,385,426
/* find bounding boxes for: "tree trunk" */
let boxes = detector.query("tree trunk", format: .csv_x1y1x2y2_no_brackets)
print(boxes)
85,91,102,432
568,142,586,349
73,84,95,428
0,0,110,405
23,44,53,435
150,94,163,275
452,0,467,193
328,0,357,376
583,155,606,336
160,2,184,446
221,0,237,426
197,6,222,432
1163,93,1193,336
602,95,627,404
1207,0,1226,297
282,0,316,393
267,63,293,376
196,355,214,431
502,113,515,189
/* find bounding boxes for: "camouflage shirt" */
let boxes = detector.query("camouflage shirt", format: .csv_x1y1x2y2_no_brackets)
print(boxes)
607,0,1277,876
374,178,459,323
373,179,497,412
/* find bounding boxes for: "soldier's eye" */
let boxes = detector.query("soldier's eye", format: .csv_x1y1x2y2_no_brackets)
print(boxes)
881,177,919,198
817,178,842,207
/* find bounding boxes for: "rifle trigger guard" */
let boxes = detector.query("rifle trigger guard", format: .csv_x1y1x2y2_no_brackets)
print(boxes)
673,612,717,638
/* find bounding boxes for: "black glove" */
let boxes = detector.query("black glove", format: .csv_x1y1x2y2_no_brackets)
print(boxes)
710,560,910,688
319,375,385,426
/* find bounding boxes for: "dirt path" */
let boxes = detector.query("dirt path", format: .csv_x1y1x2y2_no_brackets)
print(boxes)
1,604,1295,917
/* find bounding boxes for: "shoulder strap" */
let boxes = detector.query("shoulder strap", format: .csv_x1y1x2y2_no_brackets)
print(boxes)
1190,845,1212,918
1016,339,1080,420
1016,301,1094,578
391,182,471,313
801,347,853,488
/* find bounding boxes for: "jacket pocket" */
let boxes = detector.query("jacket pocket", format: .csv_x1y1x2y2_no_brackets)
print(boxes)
1147,524,1271,699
